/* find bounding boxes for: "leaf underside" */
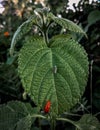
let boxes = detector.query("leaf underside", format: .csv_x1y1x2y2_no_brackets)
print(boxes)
48,13,86,36
18,35,89,114
10,15,38,56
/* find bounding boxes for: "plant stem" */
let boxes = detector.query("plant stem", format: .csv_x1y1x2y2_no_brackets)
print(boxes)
43,29,49,45
90,60,93,114
31,114,46,119
41,13,49,45
51,118,56,130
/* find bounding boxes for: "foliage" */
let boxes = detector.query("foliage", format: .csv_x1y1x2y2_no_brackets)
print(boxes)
0,101,39,130
0,101,99,130
10,14,38,56
48,13,86,36
76,114,100,130
0,0,100,130
18,34,88,114
0,64,21,99
12,7,89,129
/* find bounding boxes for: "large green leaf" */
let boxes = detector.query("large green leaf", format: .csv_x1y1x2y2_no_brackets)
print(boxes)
0,101,37,130
18,35,89,114
48,13,86,36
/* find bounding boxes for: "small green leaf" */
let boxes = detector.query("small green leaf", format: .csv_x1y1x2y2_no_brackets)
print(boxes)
76,114,100,130
15,115,32,130
18,34,89,114
48,13,86,37
0,101,38,130
10,15,38,56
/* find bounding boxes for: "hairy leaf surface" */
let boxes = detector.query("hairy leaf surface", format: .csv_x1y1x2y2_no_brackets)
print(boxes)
18,35,89,114
76,114,100,130
48,13,86,36
0,101,37,130
10,15,38,55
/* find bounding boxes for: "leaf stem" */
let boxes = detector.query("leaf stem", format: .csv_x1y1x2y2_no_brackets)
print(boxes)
31,114,46,119
90,60,93,114
50,118,56,130
42,22,54,46
42,29,49,45
56,117,81,130
42,15,49,45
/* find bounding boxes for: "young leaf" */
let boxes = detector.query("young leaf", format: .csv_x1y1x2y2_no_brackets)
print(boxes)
0,101,38,130
48,13,87,37
18,34,89,114
10,15,38,56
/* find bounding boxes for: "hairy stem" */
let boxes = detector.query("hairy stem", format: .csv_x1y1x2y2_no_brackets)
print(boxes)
42,29,49,45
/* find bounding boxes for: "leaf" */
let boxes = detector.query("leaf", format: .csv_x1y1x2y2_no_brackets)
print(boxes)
0,64,21,98
76,114,100,130
48,13,86,37
0,101,38,130
18,35,89,114
88,10,100,26
10,15,38,56
15,115,32,130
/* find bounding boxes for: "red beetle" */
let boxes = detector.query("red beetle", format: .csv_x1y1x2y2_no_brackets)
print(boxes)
44,101,51,113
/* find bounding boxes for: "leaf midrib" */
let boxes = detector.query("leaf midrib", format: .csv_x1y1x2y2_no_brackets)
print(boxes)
50,49,58,113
